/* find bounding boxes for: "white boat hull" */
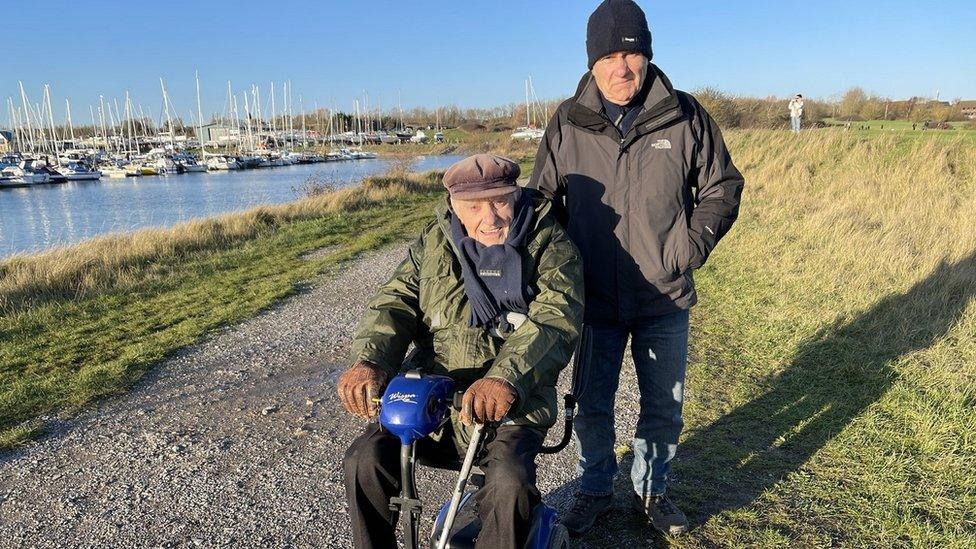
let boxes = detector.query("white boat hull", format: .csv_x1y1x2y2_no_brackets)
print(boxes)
62,172,102,181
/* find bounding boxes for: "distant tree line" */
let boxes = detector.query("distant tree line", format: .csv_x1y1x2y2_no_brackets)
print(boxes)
692,87,972,129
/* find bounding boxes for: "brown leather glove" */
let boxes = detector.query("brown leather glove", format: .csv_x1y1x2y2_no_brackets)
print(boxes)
460,378,518,426
337,360,389,420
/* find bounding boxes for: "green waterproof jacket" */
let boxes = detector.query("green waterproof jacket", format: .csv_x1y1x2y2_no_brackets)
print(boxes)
350,189,584,443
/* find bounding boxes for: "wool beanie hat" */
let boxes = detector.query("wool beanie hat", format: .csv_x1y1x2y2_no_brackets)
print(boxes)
586,0,653,69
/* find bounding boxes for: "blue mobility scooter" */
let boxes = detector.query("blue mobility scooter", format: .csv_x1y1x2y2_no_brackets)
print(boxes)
377,331,590,549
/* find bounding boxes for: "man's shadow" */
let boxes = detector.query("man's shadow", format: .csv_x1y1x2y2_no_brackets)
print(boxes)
674,252,975,526
553,249,975,546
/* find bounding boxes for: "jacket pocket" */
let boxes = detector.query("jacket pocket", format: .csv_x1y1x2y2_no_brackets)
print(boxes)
662,218,693,278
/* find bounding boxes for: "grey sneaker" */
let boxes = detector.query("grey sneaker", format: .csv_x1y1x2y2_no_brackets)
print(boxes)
633,492,689,535
560,492,613,537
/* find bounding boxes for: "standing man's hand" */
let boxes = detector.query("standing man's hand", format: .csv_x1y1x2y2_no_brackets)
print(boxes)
337,360,389,420
460,378,518,425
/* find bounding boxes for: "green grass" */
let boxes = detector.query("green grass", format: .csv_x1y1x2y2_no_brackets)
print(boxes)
821,118,976,141
0,186,443,447
664,131,976,547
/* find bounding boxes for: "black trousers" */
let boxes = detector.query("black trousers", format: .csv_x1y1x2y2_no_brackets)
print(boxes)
343,422,543,549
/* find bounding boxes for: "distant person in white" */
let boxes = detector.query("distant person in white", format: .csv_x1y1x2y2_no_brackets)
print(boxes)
789,94,804,133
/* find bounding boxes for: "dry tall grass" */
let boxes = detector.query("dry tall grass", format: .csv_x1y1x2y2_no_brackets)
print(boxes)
670,129,976,546
725,130,974,303
0,170,443,315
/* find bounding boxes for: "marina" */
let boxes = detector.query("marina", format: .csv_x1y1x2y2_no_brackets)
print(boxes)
1,76,462,258
0,155,463,258
1,76,442,189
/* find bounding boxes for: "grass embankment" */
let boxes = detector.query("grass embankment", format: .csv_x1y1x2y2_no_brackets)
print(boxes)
0,170,446,447
665,131,975,547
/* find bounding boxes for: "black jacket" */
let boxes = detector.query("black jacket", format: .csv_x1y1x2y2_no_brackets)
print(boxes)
526,63,744,323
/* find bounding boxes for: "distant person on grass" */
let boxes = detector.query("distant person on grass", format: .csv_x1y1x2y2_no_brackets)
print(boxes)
527,0,744,537
789,94,804,132
337,154,584,549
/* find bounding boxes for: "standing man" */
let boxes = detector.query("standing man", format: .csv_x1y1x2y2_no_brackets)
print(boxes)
527,0,744,537
789,94,804,133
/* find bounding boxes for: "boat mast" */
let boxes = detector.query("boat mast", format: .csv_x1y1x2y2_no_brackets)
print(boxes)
300,95,306,149
159,78,176,150
288,81,294,150
238,92,254,151
270,81,276,148
196,70,205,158
44,85,61,165
65,98,76,145
9,98,23,153
18,82,35,154
98,96,108,154
232,93,242,153
88,104,96,151
253,84,262,148
125,92,140,155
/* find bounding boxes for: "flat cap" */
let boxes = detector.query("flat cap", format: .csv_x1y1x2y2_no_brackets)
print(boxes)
443,154,520,200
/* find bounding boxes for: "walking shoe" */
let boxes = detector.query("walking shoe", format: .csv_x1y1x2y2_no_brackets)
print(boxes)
560,492,613,537
632,492,689,535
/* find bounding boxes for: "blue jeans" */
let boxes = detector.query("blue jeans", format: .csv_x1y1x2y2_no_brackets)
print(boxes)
791,115,802,133
574,310,689,498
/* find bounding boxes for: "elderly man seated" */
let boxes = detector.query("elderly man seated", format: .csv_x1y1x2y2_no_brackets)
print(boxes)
339,154,584,549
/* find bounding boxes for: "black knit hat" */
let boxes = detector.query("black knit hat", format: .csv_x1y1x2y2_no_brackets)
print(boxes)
586,0,653,69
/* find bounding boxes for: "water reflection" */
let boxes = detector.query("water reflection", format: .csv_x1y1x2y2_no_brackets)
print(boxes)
0,156,462,257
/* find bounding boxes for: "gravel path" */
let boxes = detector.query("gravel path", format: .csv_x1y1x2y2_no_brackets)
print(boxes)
0,243,664,548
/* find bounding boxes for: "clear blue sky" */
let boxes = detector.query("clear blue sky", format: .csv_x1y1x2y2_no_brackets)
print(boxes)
5,0,974,123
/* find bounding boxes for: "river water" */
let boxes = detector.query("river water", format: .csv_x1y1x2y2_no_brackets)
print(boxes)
0,155,463,258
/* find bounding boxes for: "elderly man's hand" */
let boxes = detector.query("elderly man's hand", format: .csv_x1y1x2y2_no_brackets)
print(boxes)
337,360,389,419
460,378,517,425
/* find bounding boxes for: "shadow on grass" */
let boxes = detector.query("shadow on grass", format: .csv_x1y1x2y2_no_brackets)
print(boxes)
673,252,976,533
553,252,975,546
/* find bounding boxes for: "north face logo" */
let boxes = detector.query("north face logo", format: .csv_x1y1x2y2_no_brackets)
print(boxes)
622,36,637,43
651,139,672,150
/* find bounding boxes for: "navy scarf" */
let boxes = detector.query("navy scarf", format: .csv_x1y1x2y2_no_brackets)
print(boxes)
600,73,651,137
450,192,535,328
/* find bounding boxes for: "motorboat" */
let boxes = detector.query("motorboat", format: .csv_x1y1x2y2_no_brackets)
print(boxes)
151,156,180,175
206,156,241,170
1,163,51,185
341,147,377,160
511,126,545,140
173,153,207,172
57,162,102,181
282,151,306,165
410,130,428,144
27,158,67,183
99,163,128,178
257,153,284,168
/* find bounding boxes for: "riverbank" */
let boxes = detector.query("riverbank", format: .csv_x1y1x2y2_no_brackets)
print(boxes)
0,155,464,259
0,168,445,446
